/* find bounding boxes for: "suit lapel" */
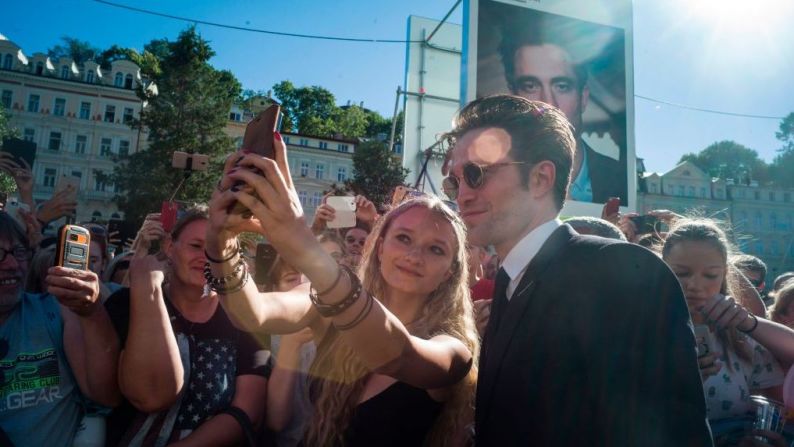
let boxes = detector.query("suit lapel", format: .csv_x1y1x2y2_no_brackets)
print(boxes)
477,225,577,418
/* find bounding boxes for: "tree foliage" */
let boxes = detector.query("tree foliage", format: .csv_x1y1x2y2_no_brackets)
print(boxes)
47,36,100,64
769,112,794,187
271,81,399,140
678,140,769,184
106,27,241,224
0,107,19,194
344,140,409,208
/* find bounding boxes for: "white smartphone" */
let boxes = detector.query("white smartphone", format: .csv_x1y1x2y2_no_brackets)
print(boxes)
326,196,356,229
5,197,30,229
54,174,80,203
693,325,714,358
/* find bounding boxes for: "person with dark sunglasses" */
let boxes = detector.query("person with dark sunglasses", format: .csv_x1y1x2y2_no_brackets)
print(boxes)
442,95,711,446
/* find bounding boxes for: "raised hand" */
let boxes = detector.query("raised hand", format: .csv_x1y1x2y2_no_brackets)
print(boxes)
37,189,78,224
46,267,101,317
131,213,166,257
354,195,378,225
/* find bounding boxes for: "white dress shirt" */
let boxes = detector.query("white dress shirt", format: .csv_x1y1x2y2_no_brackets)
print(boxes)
500,218,563,300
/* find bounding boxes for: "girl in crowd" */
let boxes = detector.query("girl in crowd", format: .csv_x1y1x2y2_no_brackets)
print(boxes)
661,219,794,445
770,283,794,330
205,138,478,446
104,208,270,446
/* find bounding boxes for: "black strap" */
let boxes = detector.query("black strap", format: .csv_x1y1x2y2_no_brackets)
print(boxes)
220,406,257,447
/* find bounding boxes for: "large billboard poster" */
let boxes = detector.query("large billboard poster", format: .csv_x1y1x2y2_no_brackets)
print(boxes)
463,0,635,215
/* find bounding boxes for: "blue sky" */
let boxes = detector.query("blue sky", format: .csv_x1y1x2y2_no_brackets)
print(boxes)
2,0,792,173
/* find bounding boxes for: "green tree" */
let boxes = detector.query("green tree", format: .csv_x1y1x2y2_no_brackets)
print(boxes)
106,27,241,224
769,112,794,186
0,107,19,194
679,140,769,185
332,105,368,139
47,36,100,64
344,140,409,208
272,81,337,137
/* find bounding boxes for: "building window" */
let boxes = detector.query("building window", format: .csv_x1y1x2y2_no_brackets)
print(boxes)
650,183,657,194
298,190,308,206
770,213,778,230
0,90,11,109
283,136,290,144
315,164,324,179
337,144,349,153
337,167,347,182
48,132,62,151
318,141,328,149
35,62,44,75
229,112,241,121
118,140,130,156
769,191,775,202
86,71,95,83
28,94,40,113
95,172,107,192
311,192,322,207
2,54,11,69
23,128,34,142
43,168,57,187
300,162,309,177
79,102,91,120
100,138,112,157
75,135,87,154
687,186,695,197
700,187,706,197
71,170,82,182
114,73,123,87
104,105,115,123
53,98,66,117
677,185,684,196
124,74,133,89
122,107,134,124
754,212,763,230
299,138,309,147
754,191,761,200
60,65,70,79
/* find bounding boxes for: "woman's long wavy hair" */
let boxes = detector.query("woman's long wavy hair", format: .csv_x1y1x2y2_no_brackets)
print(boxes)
305,196,480,447
661,218,752,364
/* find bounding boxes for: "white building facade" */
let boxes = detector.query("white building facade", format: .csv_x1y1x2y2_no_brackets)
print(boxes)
639,161,794,282
0,34,145,222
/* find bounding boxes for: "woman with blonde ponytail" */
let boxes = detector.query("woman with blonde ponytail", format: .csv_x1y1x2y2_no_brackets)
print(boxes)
205,135,478,446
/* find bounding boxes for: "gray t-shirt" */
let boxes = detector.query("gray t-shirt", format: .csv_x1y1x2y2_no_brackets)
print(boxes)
0,293,81,447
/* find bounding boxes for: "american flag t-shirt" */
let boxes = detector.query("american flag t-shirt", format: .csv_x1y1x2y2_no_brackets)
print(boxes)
176,337,237,430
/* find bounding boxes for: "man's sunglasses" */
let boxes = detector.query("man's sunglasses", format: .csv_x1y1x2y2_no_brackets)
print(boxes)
0,246,31,263
442,162,525,200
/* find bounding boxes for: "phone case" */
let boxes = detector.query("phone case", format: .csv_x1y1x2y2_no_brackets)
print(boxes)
55,225,91,270
326,196,356,229
161,201,179,233
231,105,282,215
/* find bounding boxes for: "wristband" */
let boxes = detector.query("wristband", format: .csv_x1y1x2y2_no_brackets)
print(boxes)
738,313,759,334
204,244,240,264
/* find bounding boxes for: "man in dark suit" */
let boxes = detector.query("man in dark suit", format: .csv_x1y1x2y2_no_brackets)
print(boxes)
499,27,627,204
442,95,711,446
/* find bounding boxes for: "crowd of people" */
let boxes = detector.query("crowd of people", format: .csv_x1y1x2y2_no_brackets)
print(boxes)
2,94,794,447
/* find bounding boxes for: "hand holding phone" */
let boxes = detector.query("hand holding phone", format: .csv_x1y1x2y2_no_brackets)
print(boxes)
254,243,278,286
230,105,281,216
629,215,661,235
601,197,621,221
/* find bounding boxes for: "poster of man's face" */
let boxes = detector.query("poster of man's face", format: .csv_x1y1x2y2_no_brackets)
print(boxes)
476,1,629,206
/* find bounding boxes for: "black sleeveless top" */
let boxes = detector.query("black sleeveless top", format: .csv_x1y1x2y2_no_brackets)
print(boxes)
342,381,443,446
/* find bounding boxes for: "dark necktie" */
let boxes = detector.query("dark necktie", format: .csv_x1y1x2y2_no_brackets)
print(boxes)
489,267,510,331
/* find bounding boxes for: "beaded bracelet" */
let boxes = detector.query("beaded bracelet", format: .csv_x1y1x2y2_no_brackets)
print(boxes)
204,260,250,294
203,257,246,291
310,264,362,318
334,291,374,331
205,244,241,264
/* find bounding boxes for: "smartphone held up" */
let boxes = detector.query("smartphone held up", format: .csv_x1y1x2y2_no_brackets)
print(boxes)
55,225,91,271
229,104,282,216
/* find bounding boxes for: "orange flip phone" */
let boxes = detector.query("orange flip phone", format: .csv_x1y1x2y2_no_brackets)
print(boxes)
55,225,91,270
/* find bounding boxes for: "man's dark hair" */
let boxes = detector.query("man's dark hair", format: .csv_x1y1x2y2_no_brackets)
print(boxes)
498,24,589,95
444,95,575,210
0,211,29,248
731,254,767,280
